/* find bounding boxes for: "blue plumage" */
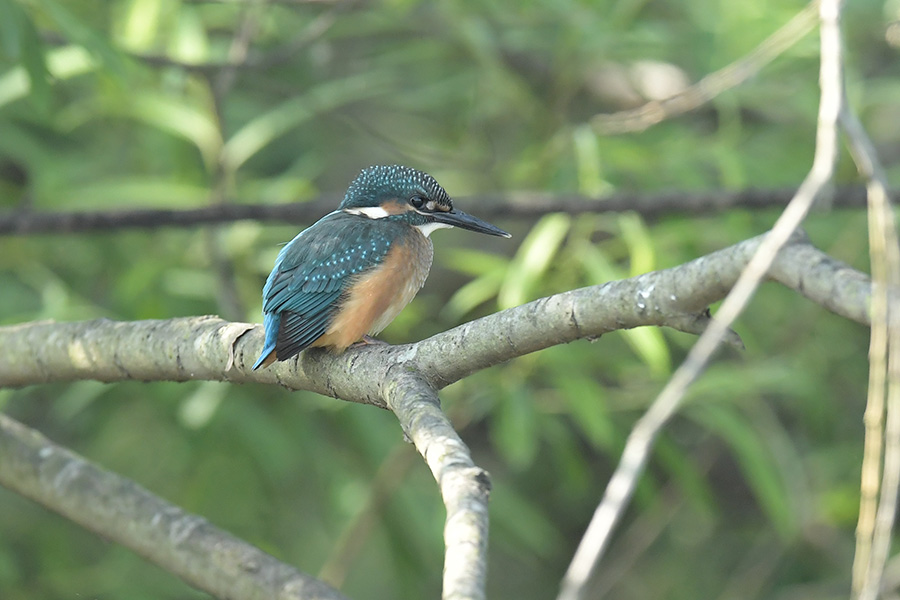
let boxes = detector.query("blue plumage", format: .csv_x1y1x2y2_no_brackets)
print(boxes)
253,165,510,370
253,212,398,369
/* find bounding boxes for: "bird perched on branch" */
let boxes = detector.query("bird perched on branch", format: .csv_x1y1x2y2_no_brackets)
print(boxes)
253,165,510,370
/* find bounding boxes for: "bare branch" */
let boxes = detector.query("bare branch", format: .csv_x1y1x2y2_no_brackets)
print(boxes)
381,371,490,600
842,64,900,600
591,1,819,134
0,412,349,600
0,235,870,394
0,185,885,236
0,232,872,600
557,0,845,596
414,232,869,386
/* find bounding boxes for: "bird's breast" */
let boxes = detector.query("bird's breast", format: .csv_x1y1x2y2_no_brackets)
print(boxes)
312,228,433,350
368,229,433,334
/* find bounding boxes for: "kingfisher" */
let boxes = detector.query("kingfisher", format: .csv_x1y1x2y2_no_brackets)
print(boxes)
252,165,510,370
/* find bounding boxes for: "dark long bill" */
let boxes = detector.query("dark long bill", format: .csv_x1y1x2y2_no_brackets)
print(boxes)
431,209,511,238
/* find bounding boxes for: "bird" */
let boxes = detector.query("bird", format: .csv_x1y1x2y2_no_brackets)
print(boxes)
252,165,511,370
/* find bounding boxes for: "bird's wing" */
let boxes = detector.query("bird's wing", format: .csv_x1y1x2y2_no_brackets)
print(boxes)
262,212,396,359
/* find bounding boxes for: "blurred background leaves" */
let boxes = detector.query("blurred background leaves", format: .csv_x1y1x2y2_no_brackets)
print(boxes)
0,0,896,598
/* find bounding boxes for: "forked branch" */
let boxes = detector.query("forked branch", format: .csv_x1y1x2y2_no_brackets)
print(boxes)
0,230,873,600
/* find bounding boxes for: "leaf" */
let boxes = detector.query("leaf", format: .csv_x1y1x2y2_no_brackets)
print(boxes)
572,123,613,196
62,176,209,209
442,269,505,320
116,0,163,52
178,381,227,429
621,325,671,377
618,212,655,277
39,0,130,77
222,74,396,172
490,485,565,559
653,435,716,516
554,370,616,450
128,93,222,168
441,248,510,277
498,213,571,309
0,0,21,57
0,46,95,109
0,0,51,111
490,384,539,469
441,248,510,319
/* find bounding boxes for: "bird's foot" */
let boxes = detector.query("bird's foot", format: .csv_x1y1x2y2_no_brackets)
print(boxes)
350,335,389,349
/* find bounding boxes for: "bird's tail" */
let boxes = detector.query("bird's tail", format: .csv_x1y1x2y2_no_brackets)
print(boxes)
252,313,280,370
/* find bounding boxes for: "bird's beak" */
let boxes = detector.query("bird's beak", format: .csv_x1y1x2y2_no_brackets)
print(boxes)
431,209,511,238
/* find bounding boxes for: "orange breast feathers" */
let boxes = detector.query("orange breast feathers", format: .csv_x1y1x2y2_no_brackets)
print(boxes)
311,230,433,351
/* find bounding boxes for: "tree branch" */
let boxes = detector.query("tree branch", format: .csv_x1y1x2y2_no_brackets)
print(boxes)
0,232,872,600
841,54,900,600
381,371,490,600
558,0,845,596
0,186,885,235
0,234,870,395
591,1,819,134
412,231,870,386
0,412,349,600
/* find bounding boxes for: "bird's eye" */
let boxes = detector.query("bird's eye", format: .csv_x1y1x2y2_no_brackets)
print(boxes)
409,196,426,209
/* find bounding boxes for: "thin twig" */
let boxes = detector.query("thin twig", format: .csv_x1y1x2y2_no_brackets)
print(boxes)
592,445,719,598
556,1,844,598
213,0,262,100
204,0,265,321
0,185,885,236
842,101,900,600
592,1,819,134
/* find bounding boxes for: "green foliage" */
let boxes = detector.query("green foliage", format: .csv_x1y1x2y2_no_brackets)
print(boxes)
0,0,894,598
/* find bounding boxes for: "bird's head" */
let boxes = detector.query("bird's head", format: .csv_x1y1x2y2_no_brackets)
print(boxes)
339,165,510,238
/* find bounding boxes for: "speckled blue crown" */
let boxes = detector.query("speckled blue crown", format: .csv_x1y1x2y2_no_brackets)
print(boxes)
339,165,451,209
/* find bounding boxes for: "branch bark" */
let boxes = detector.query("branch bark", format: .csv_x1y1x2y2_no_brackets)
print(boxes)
559,0,845,595
382,371,490,600
0,412,349,600
0,232,873,600
0,185,886,235
841,49,900,600
0,234,870,395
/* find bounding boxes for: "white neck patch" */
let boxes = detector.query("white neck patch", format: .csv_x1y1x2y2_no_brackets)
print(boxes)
343,206,391,219
415,222,453,238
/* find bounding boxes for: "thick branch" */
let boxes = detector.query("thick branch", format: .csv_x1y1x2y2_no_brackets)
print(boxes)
382,371,490,600
0,234,870,396
0,232,873,600
413,231,871,386
0,412,348,600
0,186,882,235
